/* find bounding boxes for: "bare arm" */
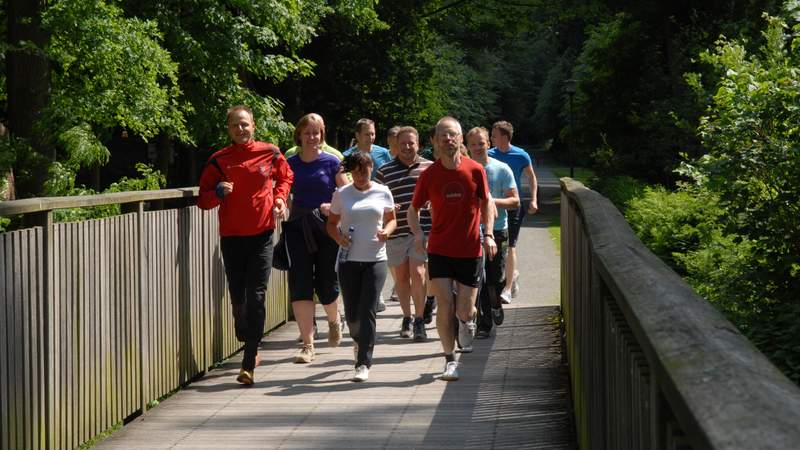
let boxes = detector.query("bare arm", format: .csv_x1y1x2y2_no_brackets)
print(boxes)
326,212,349,247
523,164,538,214
495,187,520,210
481,195,497,260
407,204,425,255
377,209,396,242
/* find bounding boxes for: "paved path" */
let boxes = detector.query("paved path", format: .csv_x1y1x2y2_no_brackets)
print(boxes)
97,164,574,449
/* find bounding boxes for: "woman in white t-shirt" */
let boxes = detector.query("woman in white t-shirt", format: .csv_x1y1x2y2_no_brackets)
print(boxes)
327,152,396,382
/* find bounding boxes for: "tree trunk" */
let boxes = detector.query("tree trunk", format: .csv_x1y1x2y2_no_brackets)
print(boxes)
7,0,50,196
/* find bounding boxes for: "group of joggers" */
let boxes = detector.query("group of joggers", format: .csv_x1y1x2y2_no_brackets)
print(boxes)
198,106,538,384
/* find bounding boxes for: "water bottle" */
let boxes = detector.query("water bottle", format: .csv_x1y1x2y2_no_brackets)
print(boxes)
338,226,355,264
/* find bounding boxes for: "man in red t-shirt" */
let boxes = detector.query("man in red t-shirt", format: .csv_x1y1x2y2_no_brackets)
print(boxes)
408,116,497,381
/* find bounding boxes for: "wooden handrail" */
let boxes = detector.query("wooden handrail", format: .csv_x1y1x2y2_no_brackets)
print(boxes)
0,187,200,216
560,177,800,449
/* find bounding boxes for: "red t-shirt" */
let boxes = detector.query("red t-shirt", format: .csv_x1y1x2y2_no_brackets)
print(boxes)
411,157,489,258
197,141,294,237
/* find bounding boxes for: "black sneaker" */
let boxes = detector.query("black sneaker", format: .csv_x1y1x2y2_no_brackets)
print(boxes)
413,317,427,342
400,316,413,338
423,297,436,324
491,306,504,326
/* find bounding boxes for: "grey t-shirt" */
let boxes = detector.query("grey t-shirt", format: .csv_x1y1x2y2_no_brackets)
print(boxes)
330,183,395,262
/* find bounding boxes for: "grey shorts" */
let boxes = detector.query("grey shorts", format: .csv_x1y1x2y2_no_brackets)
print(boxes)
386,234,428,267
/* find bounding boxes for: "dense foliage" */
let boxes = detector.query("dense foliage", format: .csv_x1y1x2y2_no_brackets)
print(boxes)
620,8,800,381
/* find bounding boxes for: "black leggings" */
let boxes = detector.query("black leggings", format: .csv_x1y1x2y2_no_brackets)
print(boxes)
220,230,274,370
338,261,388,368
477,229,508,332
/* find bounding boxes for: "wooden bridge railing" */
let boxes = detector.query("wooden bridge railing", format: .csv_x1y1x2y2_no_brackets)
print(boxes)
560,178,800,449
0,189,288,450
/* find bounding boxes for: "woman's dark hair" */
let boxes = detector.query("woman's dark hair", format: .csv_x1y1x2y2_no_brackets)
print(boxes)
341,151,373,173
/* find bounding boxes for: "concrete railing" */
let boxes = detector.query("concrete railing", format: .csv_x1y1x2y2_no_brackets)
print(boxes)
0,189,288,450
560,178,800,449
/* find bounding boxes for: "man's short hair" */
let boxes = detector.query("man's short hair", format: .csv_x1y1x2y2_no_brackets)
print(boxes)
492,121,514,139
387,126,402,139
466,126,489,142
355,118,375,134
396,126,418,142
227,105,254,124
435,116,462,136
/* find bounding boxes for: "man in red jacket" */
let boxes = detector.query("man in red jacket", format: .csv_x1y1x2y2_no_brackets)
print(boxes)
198,105,294,385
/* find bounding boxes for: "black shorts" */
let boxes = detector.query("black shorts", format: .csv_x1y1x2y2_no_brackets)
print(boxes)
507,208,525,248
427,253,483,288
284,219,340,304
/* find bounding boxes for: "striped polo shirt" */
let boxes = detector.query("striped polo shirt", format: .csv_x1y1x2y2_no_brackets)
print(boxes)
375,156,433,238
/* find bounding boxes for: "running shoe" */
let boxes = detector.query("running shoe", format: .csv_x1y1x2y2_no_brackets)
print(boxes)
352,365,369,382
422,297,436,324
500,289,512,304
328,319,342,347
388,286,399,302
459,344,473,353
442,361,459,381
377,298,387,313
457,318,476,349
236,369,254,385
511,270,520,298
294,344,314,363
413,317,427,342
492,306,504,326
400,316,413,338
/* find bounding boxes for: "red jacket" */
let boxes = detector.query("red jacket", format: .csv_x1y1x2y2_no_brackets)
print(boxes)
197,141,294,237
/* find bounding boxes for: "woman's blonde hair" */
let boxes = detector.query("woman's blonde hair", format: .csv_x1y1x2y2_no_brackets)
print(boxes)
293,113,326,146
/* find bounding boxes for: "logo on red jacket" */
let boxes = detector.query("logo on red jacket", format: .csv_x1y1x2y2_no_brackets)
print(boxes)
442,181,464,204
259,165,267,176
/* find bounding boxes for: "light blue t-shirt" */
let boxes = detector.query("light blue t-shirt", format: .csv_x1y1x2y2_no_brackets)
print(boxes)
488,145,532,194
483,158,517,231
343,145,392,179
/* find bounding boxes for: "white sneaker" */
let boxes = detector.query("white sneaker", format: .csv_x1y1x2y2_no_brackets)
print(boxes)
457,319,476,349
353,365,369,382
500,289,512,304
442,361,459,381
511,270,520,298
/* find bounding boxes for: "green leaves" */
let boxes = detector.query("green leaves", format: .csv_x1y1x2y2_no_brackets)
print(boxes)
42,0,189,144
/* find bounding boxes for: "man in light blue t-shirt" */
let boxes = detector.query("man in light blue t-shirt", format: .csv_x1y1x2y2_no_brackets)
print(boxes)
488,121,538,304
467,127,519,337
343,118,392,178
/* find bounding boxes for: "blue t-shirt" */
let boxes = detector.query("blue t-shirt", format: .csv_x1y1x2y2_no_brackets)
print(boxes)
483,158,517,231
343,145,392,178
488,145,532,194
288,152,341,209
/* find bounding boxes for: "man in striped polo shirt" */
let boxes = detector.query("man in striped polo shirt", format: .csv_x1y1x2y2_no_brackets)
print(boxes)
376,126,434,341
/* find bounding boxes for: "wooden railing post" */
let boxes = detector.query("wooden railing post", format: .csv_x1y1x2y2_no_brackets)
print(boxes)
132,201,149,416
24,210,54,450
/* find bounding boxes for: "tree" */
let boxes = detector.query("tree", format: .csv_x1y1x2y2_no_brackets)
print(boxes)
6,0,50,197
